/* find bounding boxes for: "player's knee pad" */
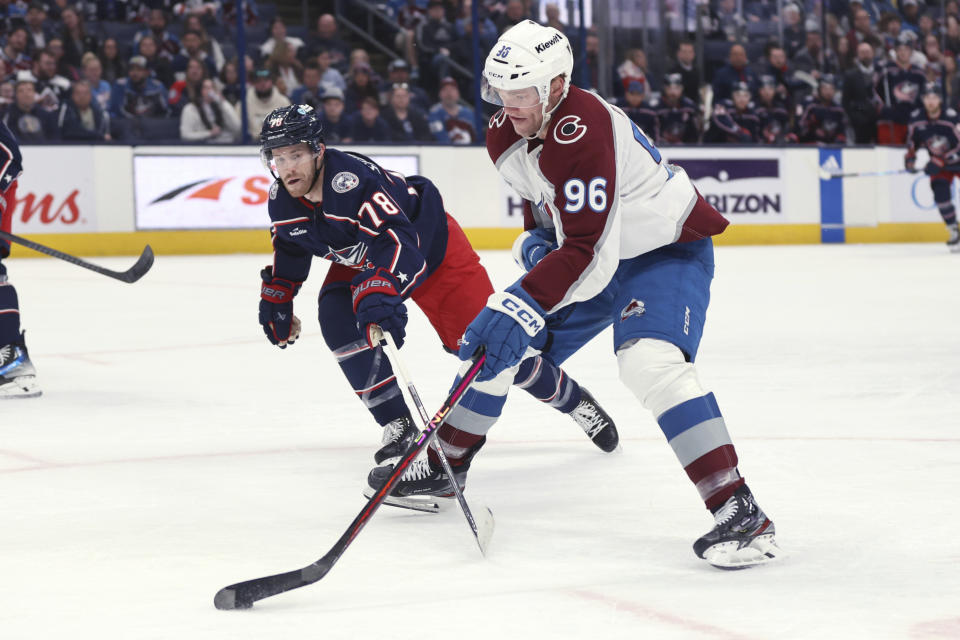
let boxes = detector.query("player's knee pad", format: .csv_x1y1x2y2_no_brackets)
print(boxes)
446,359,516,437
616,338,706,418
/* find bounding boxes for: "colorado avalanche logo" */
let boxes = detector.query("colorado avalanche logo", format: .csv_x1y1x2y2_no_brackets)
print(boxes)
927,134,950,154
893,81,919,103
553,115,587,144
490,109,507,129
620,299,645,321
332,171,359,193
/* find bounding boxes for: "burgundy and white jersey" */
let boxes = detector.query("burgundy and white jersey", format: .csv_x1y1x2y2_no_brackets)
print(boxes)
486,85,727,313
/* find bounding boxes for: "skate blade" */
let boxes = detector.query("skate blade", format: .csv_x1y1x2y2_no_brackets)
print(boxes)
703,534,785,570
0,376,42,399
362,486,443,513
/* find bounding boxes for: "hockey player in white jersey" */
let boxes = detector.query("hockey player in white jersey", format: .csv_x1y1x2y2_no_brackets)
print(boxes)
379,20,783,569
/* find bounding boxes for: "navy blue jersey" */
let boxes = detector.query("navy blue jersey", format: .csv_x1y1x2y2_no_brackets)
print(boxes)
876,61,925,125
267,148,449,298
755,96,793,144
706,99,759,143
0,118,23,192
797,97,848,144
618,100,660,145
654,96,701,144
906,108,960,163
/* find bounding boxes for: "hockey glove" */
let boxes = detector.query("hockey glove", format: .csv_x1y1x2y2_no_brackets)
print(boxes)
259,267,301,348
458,282,547,382
351,267,408,349
511,227,558,272
925,157,945,176
904,154,917,173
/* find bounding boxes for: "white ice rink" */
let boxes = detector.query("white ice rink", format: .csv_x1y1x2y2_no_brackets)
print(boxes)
1,244,958,639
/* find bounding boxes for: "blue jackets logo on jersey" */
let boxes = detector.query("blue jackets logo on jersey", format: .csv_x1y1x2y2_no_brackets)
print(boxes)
332,172,359,193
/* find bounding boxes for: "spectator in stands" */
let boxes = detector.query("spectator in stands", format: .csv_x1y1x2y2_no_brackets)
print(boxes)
319,86,350,144
218,59,242,106
427,76,477,144
45,37,74,80
314,48,345,91
241,67,290,140
32,49,69,112
58,6,96,74
1,26,32,81
706,81,758,143
668,40,701,104
415,0,456,93
793,25,839,81
707,0,745,42
344,62,379,113
712,43,757,102
306,14,350,73
878,12,902,53
98,38,125,84
797,75,848,144
57,79,109,140
0,80,12,109
617,79,658,140
846,7,882,51
266,39,302,98
2,77,57,141
179,77,240,142
900,0,921,35
80,52,110,111
382,82,432,142
260,17,304,60
290,59,324,109
842,42,879,143
172,0,221,21
542,2,567,34
168,57,206,114
24,2,51,56
455,0,496,53
183,14,225,74
134,9,180,59
109,55,170,119
616,48,647,97
782,3,805,58
655,73,701,144
390,0,427,74
172,29,217,80
922,34,943,68
348,95,392,142
495,0,528,33
137,35,174,89
942,55,960,106
379,58,428,110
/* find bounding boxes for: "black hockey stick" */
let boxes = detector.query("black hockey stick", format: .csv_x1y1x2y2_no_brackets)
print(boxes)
375,327,494,555
0,230,154,283
213,350,487,610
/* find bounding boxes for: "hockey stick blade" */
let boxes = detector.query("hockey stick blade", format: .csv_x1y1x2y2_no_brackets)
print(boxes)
0,230,154,283
214,351,486,610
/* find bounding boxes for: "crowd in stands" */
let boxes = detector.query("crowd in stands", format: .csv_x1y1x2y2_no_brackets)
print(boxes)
0,0,955,146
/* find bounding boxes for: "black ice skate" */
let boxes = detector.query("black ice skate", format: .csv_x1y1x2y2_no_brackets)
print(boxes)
693,484,783,569
0,332,41,399
569,388,620,452
948,223,959,252
373,415,419,465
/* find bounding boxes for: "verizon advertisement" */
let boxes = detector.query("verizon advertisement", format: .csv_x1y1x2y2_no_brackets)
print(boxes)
134,153,419,230
11,147,97,234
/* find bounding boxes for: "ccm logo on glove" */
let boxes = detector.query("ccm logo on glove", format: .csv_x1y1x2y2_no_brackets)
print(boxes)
490,291,544,336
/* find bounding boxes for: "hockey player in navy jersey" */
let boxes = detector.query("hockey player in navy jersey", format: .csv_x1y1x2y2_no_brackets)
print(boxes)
797,75,848,144
655,73,701,144
617,80,659,144
754,74,796,145
0,119,40,399
905,83,960,251
876,33,925,144
705,81,759,143
257,104,620,494
376,21,783,569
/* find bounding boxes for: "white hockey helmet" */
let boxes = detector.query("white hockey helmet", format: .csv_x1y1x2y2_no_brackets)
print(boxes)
481,20,574,110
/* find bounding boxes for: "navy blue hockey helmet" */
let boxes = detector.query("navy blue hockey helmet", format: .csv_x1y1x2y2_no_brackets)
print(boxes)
922,81,943,97
259,104,324,174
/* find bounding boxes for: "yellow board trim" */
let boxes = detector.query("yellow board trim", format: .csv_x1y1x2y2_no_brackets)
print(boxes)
4,223,947,258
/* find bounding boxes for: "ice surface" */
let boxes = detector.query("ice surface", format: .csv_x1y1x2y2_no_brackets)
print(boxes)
1,244,958,639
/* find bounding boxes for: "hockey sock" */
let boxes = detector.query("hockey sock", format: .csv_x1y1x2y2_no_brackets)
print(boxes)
320,285,408,425
429,423,485,468
656,393,745,511
0,273,21,346
513,355,581,413
932,180,957,225
937,202,957,226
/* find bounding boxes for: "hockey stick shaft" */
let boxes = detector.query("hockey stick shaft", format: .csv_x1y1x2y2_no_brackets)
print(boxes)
375,328,494,556
213,350,487,610
0,230,154,283
824,164,960,179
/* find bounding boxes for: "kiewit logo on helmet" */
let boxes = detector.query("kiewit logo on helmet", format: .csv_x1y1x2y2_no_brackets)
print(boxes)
535,33,562,54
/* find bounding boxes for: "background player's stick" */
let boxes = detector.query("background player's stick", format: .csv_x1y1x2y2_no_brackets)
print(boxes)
0,230,154,283
375,327,494,556
213,349,487,611
820,165,960,180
